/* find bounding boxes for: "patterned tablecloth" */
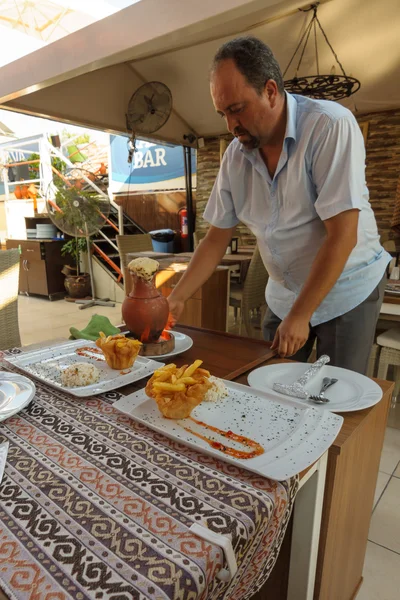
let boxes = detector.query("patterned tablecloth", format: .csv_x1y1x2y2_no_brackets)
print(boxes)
0,355,298,600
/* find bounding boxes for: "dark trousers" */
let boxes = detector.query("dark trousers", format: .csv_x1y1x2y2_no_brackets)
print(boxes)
262,276,386,374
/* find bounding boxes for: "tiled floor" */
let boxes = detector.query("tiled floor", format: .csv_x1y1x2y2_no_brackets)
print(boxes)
17,295,244,346
17,294,125,346
358,425,400,600
15,295,400,600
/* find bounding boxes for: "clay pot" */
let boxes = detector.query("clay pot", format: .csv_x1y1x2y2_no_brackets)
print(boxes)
61,265,77,277
21,185,29,199
122,273,169,343
64,273,91,298
27,183,37,200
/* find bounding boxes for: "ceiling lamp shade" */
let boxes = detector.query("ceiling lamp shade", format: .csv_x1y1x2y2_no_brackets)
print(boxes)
283,3,360,101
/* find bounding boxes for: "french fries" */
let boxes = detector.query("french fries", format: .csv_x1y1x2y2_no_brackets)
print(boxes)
96,332,142,370
153,382,186,392
145,360,212,419
182,359,203,378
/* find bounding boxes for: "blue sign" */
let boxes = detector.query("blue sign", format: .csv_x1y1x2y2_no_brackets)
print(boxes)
109,135,196,191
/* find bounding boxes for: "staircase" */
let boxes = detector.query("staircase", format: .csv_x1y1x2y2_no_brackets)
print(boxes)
92,203,146,286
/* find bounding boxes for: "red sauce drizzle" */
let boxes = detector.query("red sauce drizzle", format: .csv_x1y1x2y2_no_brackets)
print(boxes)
182,417,264,460
75,347,105,362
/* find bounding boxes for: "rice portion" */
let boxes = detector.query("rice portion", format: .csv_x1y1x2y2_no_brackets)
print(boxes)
203,376,229,402
61,363,101,388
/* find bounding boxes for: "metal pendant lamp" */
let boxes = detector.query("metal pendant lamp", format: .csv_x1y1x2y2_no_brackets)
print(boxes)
283,3,360,101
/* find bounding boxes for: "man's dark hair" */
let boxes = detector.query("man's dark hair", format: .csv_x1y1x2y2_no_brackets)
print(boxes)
211,36,284,95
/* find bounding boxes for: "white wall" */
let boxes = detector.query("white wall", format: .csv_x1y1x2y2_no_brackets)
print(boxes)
0,200,6,244
92,258,125,305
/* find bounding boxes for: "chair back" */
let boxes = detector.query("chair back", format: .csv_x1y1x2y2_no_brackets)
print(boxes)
116,234,153,295
383,239,397,253
193,231,207,248
241,245,269,336
0,248,21,350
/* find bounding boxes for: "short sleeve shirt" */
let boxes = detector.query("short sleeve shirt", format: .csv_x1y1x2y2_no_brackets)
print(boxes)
203,92,390,326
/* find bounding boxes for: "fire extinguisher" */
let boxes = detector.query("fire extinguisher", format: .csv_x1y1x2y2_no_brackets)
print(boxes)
179,207,188,238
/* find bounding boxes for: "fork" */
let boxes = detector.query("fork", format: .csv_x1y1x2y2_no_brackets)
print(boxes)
309,377,338,404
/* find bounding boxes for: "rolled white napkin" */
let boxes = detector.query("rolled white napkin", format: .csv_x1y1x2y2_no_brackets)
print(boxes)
0,442,9,485
273,355,330,399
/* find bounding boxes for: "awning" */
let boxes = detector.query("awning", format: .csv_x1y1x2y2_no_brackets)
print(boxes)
0,0,399,147
0,0,323,145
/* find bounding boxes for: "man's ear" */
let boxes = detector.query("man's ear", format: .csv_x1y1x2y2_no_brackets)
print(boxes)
264,79,279,107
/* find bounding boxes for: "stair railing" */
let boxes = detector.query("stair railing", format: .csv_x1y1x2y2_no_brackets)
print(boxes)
44,140,125,278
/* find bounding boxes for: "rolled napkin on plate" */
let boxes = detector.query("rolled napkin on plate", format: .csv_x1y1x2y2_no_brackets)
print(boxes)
273,355,330,399
69,314,120,341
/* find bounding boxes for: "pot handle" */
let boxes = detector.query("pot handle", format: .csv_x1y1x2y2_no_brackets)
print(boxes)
76,276,86,283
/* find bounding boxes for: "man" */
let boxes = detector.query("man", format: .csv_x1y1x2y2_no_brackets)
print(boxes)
168,36,390,374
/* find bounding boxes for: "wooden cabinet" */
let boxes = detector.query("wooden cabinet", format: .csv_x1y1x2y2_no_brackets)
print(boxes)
25,260,48,296
155,268,230,332
5,239,70,300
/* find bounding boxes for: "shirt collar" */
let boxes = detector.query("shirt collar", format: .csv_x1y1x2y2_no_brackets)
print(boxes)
239,90,298,157
285,91,297,143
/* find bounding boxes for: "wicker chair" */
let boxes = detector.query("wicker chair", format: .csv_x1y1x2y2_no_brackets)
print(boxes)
229,245,269,336
366,343,380,378
383,240,397,253
0,248,21,350
116,234,153,295
193,231,207,248
377,329,400,399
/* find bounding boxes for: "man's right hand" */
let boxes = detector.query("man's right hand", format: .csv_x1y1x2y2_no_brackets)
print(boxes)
167,295,185,327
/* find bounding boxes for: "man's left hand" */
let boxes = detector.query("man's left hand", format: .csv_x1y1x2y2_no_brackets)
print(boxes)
271,314,310,357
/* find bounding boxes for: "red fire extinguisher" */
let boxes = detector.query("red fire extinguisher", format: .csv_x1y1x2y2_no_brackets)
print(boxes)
179,207,188,238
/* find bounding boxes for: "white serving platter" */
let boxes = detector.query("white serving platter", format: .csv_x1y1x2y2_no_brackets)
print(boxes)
6,340,163,398
0,372,36,422
113,380,343,481
247,363,383,413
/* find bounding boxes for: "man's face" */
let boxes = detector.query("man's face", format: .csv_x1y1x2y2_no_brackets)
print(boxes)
211,59,279,149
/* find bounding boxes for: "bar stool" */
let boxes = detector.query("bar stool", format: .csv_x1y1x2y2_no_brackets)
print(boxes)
377,329,400,399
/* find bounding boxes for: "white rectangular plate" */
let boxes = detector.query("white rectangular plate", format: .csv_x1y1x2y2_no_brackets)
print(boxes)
113,380,343,481
7,340,163,397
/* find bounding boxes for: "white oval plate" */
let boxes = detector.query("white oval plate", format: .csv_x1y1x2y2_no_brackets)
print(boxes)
139,331,193,360
247,363,383,413
114,379,343,481
0,372,36,422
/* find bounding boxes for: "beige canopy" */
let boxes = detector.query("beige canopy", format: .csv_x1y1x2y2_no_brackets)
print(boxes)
0,0,399,146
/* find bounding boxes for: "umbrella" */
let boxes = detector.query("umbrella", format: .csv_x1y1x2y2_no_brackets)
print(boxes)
0,0,96,44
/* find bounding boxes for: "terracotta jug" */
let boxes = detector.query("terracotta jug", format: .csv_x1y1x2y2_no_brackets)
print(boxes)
122,272,169,343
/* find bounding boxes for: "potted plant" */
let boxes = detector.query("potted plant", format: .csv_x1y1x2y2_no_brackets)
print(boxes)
51,177,105,299
61,237,92,298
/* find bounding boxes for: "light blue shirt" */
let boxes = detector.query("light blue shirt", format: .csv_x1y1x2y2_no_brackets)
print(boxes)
203,92,390,326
